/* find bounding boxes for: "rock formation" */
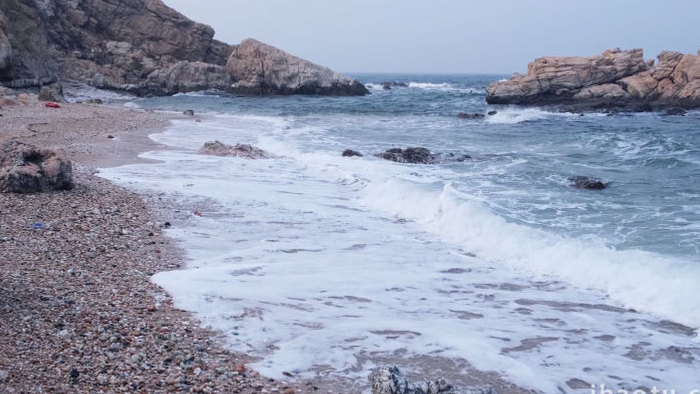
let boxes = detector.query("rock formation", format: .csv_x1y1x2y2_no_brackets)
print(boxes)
487,48,700,110
376,148,439,164
197,141,271,159
0,141,73,193
0,0,367,97
227,38,369,96
369,366,496,394
342,149,364,157
375,148,471,164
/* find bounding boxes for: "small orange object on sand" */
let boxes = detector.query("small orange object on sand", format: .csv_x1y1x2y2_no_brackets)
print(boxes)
45,102,61,108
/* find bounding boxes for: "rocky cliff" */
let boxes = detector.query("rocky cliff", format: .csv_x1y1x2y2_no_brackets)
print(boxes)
0,0,367,96
486,48,700,110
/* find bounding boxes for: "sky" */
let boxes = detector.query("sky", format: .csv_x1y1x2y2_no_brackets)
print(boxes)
163,0,700,74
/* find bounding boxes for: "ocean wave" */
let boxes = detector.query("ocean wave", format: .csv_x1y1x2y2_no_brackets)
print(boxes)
123,101,141,109
484,107,576,124
360,178,700,330
172,90,222,98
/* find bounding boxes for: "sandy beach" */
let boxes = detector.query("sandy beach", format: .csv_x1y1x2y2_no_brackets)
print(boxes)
0,96,320,393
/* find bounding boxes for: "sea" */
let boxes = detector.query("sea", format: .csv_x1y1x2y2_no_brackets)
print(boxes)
95,74,700,393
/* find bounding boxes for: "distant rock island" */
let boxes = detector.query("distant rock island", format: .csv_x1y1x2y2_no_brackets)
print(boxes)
487,48,700,111
0,0,368,96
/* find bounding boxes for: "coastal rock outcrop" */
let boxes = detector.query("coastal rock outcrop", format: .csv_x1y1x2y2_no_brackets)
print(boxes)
0,0,231,93
487,48,700,110
0,141,73,193
0,0,367,97
369,366,496,394
226,38,369,96
197,141,271,159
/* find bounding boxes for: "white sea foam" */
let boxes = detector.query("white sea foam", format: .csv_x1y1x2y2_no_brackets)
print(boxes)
484,107,575,124
99,115,700,392
409,82,454,90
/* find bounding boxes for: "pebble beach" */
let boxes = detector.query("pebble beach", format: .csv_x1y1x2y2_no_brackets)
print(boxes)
0,97,321,393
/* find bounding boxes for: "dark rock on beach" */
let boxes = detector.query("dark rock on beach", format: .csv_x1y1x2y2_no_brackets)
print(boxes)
197,140,271,159
569,176,606,190
0,141,73,193
487,48,700,110
38,83,64,102
369,366,497,394
342,149,364,157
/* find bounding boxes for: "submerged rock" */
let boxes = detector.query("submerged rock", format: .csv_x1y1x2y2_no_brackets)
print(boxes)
0,141,73,193
197,141,271,159
376,148,471,164
664,107,687,116
226,38,369,96
342,149,364,157
457,112,485,119
569,176,606,190
382,81,409,90
376,147,437,164
369,366,496,394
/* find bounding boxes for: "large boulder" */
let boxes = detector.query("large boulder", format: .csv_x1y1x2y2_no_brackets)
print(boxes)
487,48,648,106
0,141,73,193
226,38,369,96
143,61,231,96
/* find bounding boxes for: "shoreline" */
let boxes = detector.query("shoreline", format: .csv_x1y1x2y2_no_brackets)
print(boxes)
0,97,320,392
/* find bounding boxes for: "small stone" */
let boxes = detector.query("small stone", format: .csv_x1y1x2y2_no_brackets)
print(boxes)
107,135,115,139
58,329,71,339
120,228,130,235
0,370,8,382
184,109,195,116
69,368,80,380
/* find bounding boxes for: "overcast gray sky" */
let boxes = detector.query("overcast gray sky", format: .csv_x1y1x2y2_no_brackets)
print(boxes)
163,0,700,74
